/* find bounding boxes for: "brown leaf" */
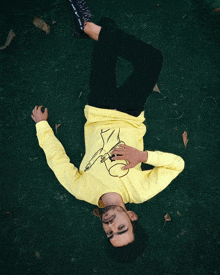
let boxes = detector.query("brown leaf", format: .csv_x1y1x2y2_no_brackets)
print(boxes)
6,211,13,217
33,16,50,34
164,214,171,221
182,131,189,148
0,29,16,50
153,83,161,93
35,252,41,259
164,214,171,225
214,7,220,13
55,124,61,133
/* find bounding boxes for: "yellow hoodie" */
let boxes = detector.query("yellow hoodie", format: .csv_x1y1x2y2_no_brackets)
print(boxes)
36,105,185,207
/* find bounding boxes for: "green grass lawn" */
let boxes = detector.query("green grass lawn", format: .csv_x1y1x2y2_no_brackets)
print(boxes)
1,0,220,274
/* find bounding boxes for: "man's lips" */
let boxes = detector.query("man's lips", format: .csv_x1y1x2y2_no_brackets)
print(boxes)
102,214,115,223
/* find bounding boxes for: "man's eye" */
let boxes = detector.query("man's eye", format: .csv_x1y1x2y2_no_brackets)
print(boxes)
118,225,124,230
107,231,112,235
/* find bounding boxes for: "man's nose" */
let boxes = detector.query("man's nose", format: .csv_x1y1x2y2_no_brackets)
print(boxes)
108,220,115,227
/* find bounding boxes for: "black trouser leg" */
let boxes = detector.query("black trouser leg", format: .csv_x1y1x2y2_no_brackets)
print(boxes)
88,19,163,116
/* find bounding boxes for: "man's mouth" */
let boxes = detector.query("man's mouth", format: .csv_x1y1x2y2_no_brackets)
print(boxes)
102,214,116,223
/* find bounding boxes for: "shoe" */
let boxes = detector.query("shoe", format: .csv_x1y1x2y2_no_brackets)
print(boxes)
68,0,91,36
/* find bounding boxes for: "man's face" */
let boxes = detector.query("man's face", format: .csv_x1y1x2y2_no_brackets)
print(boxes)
101,205,135,247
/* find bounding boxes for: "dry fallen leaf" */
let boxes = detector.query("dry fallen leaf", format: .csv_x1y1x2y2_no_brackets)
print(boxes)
180,230,186,236
55,124,61,133
0,29,16,50
6,211,13,217
35,252,41,259
182,131,189,148
33,16,50,34
164,214,171,225
214,7,220,13
153,84,161,93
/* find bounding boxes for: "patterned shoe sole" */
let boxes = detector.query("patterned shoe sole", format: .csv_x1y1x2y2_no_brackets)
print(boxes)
68,0,91,32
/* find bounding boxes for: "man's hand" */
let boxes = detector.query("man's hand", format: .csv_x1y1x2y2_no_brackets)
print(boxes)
31,106,48,124
111,144,148,170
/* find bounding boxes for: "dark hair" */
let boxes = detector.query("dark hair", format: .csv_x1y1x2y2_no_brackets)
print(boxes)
105,221,148,263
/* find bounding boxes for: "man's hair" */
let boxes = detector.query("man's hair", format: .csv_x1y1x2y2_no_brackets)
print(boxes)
105,220,148,263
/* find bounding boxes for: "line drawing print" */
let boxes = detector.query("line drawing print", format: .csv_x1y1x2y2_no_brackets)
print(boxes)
84,128,129,178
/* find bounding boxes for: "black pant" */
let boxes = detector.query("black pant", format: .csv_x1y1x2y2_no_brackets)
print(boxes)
88,19,163,117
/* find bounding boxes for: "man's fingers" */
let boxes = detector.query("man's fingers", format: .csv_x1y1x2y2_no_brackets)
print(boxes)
112,148,124,154
32,105,47,113
31,114,37,122
122,164,133,170
118,144,128,148
112,145,128,153
38,105,43,112
32,105,40,114
32,106,37,113
111,155,125,161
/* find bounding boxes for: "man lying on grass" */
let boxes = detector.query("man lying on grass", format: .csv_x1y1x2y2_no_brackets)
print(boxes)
31,0,184,263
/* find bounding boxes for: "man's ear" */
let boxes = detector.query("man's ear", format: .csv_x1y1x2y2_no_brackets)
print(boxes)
127,211,138,221
93,208,101,218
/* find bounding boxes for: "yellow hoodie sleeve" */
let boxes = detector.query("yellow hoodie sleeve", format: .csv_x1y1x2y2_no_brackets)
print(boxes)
140,151,185,201
36,121,82,194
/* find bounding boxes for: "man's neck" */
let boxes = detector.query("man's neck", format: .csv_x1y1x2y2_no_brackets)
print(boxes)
101,192,126,209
